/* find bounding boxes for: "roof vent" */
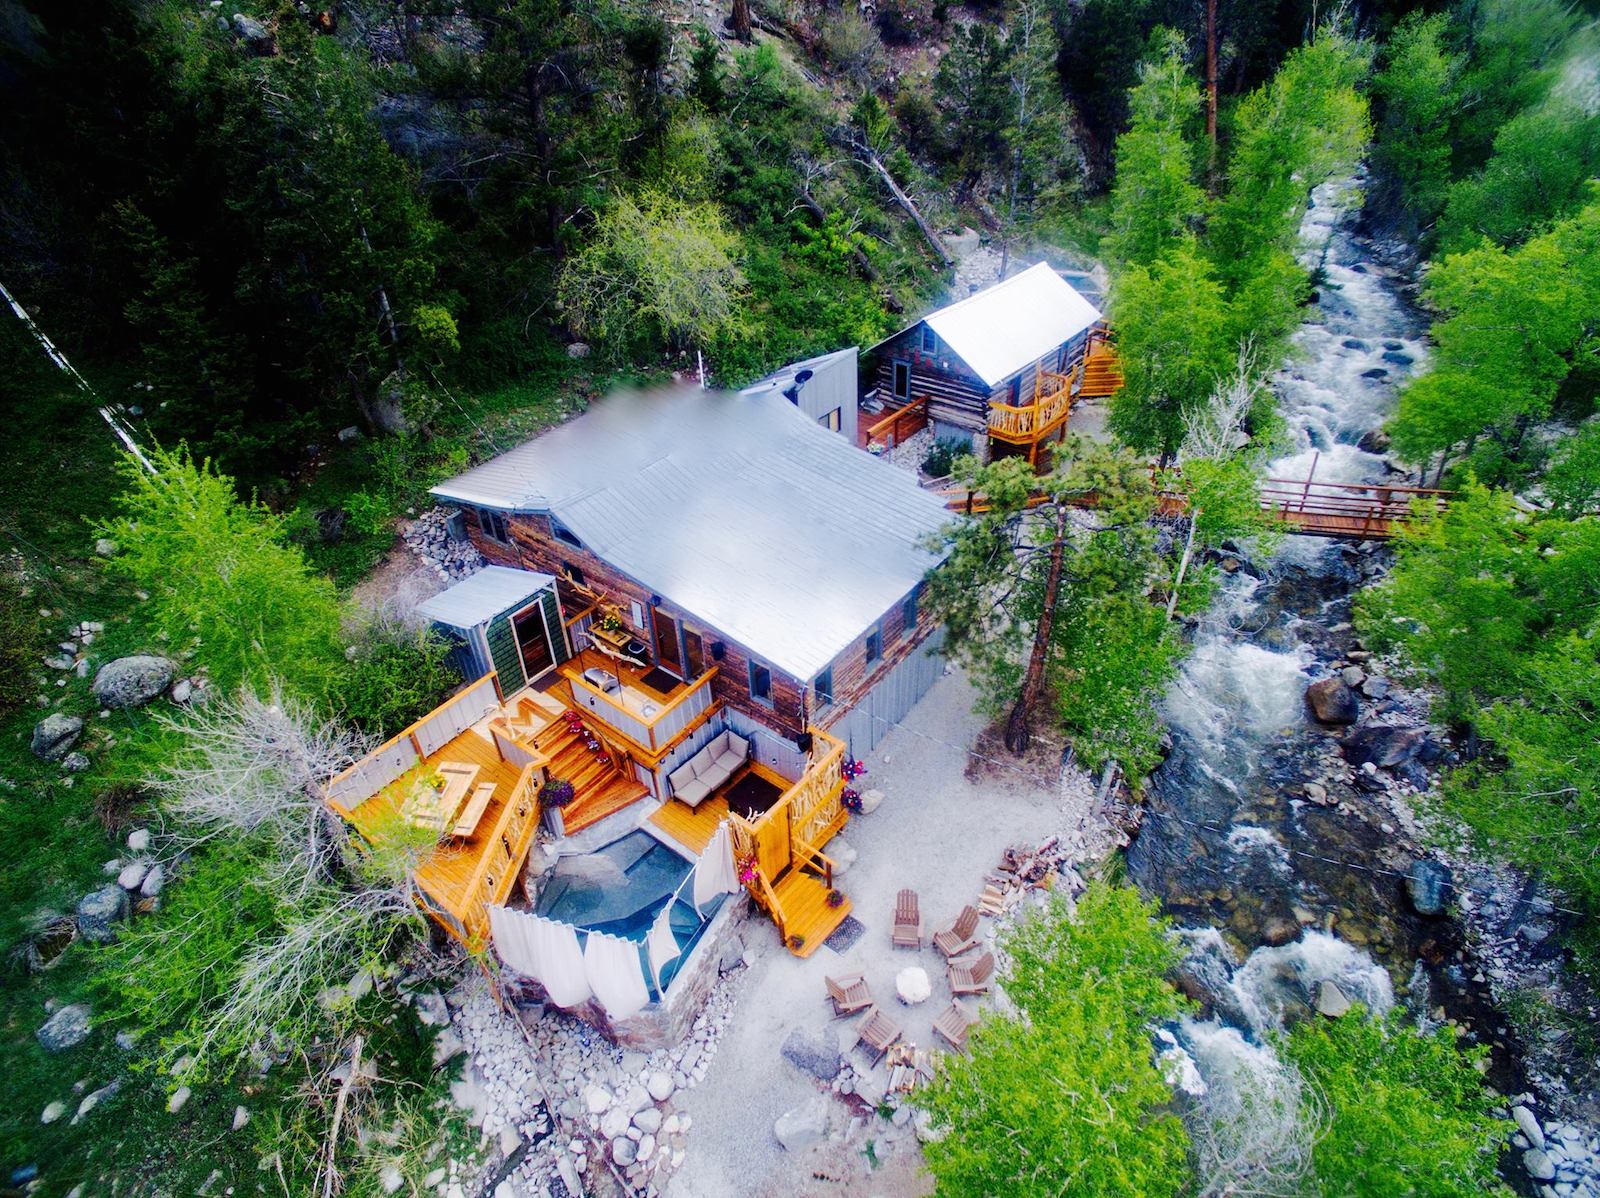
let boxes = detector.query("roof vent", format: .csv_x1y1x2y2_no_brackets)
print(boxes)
782,368,814,405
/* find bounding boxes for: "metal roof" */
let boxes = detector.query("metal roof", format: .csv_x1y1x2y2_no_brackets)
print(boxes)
415,565,555,631
430,387,953,680
736,345,857,400
920,263,1102,387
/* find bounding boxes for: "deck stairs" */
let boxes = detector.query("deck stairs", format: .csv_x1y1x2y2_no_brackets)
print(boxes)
771,868,853,958
1077,341,1124,398
531,710,650,836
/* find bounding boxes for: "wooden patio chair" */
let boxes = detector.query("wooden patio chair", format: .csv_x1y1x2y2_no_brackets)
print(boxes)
932,905,980,959
932,1000,977,1053
854,1005,903,1064
949,950,995,996
824,972,873,1019
891,888,922,949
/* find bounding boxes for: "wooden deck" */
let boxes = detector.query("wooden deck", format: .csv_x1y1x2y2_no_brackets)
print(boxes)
527,701,651,835
344,724,526,918
646,761,796,857
771,870,852,958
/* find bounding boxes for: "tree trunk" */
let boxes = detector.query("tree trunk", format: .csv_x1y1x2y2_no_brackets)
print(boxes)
731,0,752,43
1005,501,1069,753
851,141,954,268
1205,0,1219,186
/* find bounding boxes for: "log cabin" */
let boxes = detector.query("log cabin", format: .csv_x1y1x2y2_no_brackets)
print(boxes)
865,262,1120,468
326,385,956,1007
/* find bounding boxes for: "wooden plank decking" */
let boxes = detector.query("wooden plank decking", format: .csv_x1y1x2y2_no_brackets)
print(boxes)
771,870,852,958
646,762,796,857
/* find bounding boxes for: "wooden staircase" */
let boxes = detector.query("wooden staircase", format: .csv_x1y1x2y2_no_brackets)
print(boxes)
533,715,649,836
1077,339,1124,398
770,869,853,958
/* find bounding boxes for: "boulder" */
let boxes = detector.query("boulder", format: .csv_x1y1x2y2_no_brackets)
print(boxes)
632,1108,662,1135
858,788,885,815
140,865,165,898
611,1136,637,1166
1315,980,1351,1018
231,12,277,54
76,885,130,943
167,1085,191,1114
1524,1148,1556,1181
126,828,150,853
780,1027,842,1081
36,1003,92,1052
1361,676,1391,700
92,656,175,710
1342,725,1426,768
1340,665,1366,688
1357,429,1391,454
62,752,91,773
773,1096,829,1152
646,1071,674,1102
94,538,118,557
73,1079,119,1123
567,342,592,359
1306,679,1360,725
1513,1106,1545,1151
31,714,84,761
232,1105,251,1131
1405,860,1452,917
40,1101,65,1125
117,861,150,891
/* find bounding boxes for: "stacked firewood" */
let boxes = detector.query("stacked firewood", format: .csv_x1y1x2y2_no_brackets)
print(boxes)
979,836,1088,917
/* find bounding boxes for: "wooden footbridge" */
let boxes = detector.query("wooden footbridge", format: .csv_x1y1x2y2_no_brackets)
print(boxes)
942,455,1451,542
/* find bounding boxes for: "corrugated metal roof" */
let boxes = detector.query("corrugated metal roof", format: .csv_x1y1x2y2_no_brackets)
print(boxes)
416,565,555,631
430,387,953,680
737,345,857,400
921,263,1102,387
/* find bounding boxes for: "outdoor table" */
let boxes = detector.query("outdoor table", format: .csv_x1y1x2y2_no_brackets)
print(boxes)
895,965,932,1005
403,761,480,833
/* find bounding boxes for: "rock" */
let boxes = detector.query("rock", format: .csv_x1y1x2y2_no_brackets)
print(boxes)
62,751,90,773
773,1096,829,1152
379,1163,405,1194
567,342,592,359
829,838,858,876
412,989,449,1027
1362,676,1390,699
1514,1107,1545,1151
232,1105,251,1131
1342,725,1425,768
584,1084,613,1115
858,788,885,815
1405,860,1452,917
167,1085,191,1114
1381,350,1415,366
781,1027,842,1081
117,860,150,891
1315,980,1352,1018
1342,338,1371,351
1306,679,1360,725
73,1079,119,1123
140,865,165,898
1341,665,1366,687
31,713,84,761
612,1136,637,1167
231,12,276,54
431,1028,466,1067
646,1070,674,1102
94,537,118,557
76,884,130,943
1303,781,1329,804
1262,917,1299,947
1525,1149,1557,1181
170,679,193,705
633,1108,662,1134
92,655,175,709
1357,429,1391,454
718,936,747,973
337,425,362,443
600,1105,631,1140
41,1101,66,1124
126,828,150,853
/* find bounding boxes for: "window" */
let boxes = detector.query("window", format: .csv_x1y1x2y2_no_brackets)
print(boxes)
865,623,882,666
749,660,773,705
921,325,937,354
902,587,919,631
815,666,834,707
550,517,582,548
1007,376,1021,404
562,562,585,588
892,359,911,401
629,600,644,629
818,407,842,432
476,507,510,544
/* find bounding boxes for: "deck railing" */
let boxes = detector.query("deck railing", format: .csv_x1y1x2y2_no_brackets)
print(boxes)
864,395,930,451
459,762,541,944
562,666,719,756
987,384,1073,444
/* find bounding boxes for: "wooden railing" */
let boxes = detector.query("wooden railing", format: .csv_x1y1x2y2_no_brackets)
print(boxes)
864,395,930,451
987,385,1073,444
562,666,719,756
459,763,541,945
791,837,835,889
728,814,788,939
782,727,848,849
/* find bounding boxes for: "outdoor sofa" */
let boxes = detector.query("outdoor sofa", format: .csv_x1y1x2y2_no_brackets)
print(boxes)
667,729,750,808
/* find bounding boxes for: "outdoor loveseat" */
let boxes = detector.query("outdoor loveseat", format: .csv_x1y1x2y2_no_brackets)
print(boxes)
667,729,750,808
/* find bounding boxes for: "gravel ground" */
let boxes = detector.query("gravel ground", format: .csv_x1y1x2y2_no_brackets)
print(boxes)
665,665,1065,1197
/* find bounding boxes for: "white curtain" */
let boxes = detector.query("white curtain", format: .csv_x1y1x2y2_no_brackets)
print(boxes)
584,930,650,1020
646,903,682,993
692,822,740,913
488,906,593,1008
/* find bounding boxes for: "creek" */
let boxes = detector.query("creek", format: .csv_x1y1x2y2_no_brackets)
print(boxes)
1124,181,1528,1104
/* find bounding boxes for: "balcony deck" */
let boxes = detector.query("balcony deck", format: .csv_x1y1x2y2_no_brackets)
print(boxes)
646,760,796,857
552,649,721,764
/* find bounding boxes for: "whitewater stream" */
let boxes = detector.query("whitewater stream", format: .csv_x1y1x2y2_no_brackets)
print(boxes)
1124,183,1527,1104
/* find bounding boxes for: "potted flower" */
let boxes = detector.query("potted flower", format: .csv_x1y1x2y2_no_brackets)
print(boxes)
598,612,626,635
539,777,576,808
827,889,845,908
788,934,806,952
842,787,862,814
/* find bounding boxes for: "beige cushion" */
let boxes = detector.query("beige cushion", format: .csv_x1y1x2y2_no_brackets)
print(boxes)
676,777,713,808
668,762,698,795
713,749,744,774
689,747,718,777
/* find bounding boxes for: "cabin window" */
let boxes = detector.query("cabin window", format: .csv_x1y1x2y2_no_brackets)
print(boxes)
562,562,585,588
921,325,937,354
629,600,644,629
865,623,882,666
902,587,919,632
891,359,911,401
818,407,842,432
815,666,834,707
550,517,583,549
476,507,510,545
749,661,773,705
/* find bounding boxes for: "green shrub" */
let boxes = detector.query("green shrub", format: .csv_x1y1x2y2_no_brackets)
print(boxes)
0,576,43,714
342,623,460,738
920,435,969,478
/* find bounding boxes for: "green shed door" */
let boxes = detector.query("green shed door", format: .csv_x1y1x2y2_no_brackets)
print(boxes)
485,584,570,691
539,586,571,667
486,608,527,689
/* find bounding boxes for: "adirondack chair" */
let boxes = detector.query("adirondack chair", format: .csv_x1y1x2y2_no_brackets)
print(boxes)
891,888,922,949
932,1000,977,1053
949,950,995,996
854,1005,903,1063
825,973,873,1018
932,905,980,959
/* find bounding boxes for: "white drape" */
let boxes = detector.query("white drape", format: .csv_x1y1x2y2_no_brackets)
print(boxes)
692,822,739,913
584,930,650,1020
488,906,593,1008
645,903,682,992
